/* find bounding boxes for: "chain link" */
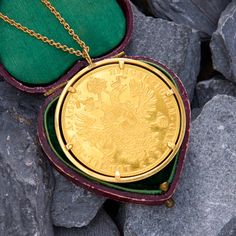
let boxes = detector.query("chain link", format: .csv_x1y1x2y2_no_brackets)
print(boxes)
0,0,92,64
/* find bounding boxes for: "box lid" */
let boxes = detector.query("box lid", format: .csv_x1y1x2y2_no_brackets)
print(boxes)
0,0,132,93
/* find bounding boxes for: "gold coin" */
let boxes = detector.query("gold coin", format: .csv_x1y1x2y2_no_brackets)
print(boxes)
55,58,186,183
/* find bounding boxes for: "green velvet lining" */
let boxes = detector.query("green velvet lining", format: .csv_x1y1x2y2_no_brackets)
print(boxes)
44,98,179,194
0,0,126,85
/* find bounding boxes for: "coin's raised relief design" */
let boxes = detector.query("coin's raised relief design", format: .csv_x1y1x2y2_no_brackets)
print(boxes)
60,62,181,178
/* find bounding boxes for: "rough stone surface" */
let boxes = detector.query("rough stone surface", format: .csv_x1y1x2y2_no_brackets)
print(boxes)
51,170,106,228
211,1,236,83
0,81,54,236
196,75,236,107
54,209,120,236
132,0,231,38
126,3,200,100
120,95,236,236
218,217,236,236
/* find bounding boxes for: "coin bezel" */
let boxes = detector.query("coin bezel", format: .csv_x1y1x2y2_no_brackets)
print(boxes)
55,58,186,183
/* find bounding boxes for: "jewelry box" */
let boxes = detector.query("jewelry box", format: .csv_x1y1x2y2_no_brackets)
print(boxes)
0,0,190,206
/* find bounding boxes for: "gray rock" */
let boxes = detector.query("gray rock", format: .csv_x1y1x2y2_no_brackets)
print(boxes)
0,81,54,236
126,4,200,100
218,217,236,236
51,170,106,228
133,0,231,39
211,1,236,83
54,209,120,236
196,75,236,107
120,95,236,236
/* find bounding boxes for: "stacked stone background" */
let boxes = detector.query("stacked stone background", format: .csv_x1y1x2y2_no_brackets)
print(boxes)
0,1,236,235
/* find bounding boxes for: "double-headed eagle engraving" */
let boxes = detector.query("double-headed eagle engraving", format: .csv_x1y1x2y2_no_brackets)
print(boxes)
74,76,169,171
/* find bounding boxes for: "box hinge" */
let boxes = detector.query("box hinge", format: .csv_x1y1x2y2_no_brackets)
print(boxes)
44,81,68,97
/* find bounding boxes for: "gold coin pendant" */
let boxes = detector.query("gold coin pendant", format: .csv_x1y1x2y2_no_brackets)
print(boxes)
55,58,186,183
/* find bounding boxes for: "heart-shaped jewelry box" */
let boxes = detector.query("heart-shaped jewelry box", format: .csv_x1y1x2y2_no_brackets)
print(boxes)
0,0,190,206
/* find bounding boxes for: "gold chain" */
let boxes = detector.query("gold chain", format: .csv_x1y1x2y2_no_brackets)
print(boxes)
0,0,93,64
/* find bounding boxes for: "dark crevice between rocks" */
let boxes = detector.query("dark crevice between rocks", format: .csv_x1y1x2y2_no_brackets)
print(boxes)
131,0,154,16
191,89,200,109
192,40,222,109
103,199,122,235
197,40,219,82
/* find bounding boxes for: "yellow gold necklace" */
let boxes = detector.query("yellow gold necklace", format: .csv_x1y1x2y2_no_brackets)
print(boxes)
0,1,186,183
0,0,92,64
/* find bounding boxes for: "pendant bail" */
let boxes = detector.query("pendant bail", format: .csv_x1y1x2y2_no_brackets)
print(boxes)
82,49,93,65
